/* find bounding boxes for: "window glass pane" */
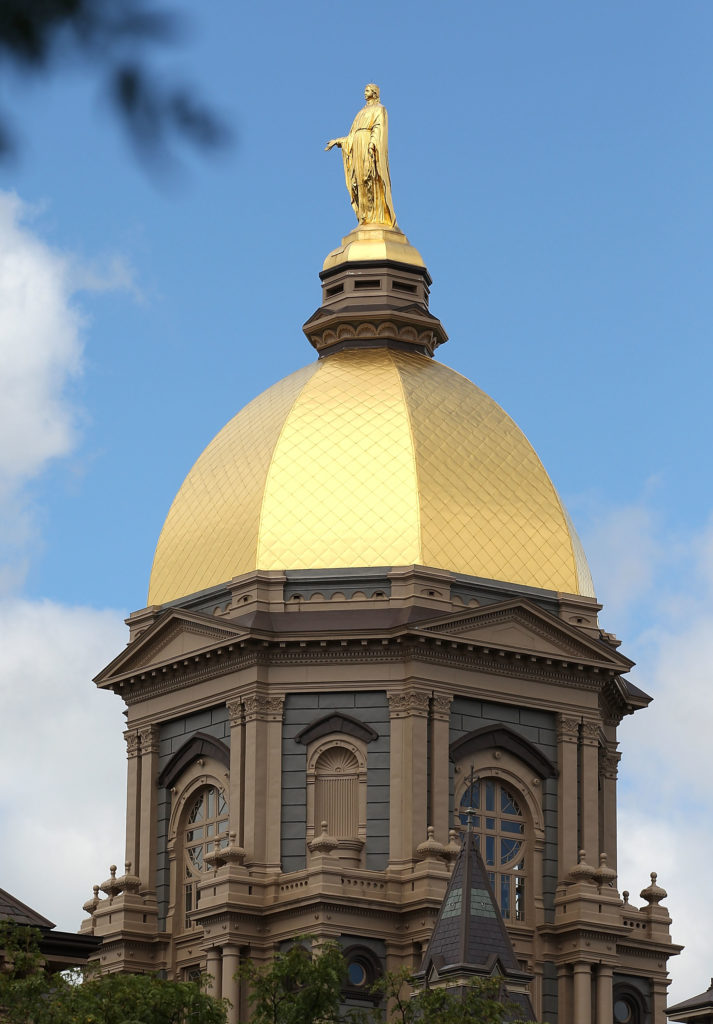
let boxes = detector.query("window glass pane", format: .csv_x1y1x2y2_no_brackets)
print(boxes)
485,817,495,830
501,875,510,919
485,835,495,866
207,789,215,818
501,819,524,834
206,823,215,837
218,792,227,815
500,838,522,865
501,787,521,815
186,827,203,842
485,780,495,812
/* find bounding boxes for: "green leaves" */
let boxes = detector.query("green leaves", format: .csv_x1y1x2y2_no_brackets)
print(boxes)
239,938,347,1024
0,925,227,1024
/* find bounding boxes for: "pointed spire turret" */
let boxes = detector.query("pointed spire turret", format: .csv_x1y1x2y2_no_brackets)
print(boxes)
416,826,535,1020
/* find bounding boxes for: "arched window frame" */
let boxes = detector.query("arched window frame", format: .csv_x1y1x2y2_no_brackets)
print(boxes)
451,745,546,925
305,733,368,865
165,754,230,935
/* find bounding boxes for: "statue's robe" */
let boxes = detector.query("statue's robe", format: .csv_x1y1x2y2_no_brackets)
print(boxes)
341,102,396,227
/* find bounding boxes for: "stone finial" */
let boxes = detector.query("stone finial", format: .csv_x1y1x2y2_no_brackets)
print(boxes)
100,864,123,900
308,821,339,855
593,852,618,888
415,825,445,860
567,849,596,884
622,890,631,906
205,831,246,869
640,871,667,905
83,884,101,915
117,861,141,894
443,828,462,863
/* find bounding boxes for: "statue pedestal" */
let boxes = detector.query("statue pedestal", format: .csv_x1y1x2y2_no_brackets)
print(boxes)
323,224,425,271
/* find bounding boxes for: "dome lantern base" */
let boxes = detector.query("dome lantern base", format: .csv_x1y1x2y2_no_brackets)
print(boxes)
303,233,448,357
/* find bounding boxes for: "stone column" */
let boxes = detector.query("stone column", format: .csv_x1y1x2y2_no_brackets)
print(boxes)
573,962,592,1024
596,964,613,1024
221,944,240,1024
227,700,244,846
599,747,620,873
204,947,222,999
430,694,452,846
243,693,284,870
388,689,430,866
557,965,572,1023
138,724,159,894
580,720,600,863
557,715,580,875
124,729,141,875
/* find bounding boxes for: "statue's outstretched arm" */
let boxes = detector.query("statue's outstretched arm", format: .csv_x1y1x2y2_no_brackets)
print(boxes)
325,137,345,151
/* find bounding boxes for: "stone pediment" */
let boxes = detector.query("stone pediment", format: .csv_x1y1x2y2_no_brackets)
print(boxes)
94,609,246,686
414,600,632,669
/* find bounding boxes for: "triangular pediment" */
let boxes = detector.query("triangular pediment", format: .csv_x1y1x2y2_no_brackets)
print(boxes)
413,599,632,670
94,609,246,686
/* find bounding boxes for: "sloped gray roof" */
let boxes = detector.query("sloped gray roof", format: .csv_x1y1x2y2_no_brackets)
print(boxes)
0,888,54,929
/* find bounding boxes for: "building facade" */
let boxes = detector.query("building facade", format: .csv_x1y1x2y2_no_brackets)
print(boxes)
81,220,680,1023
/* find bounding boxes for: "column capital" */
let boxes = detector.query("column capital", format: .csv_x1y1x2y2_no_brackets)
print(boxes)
388,689,430,719
599,748,621,780
226,699,243,728
580,719,601,746
243,693,284,723
431,693,453,721
138,723,160,755
124,729,141,759
557,714,580,743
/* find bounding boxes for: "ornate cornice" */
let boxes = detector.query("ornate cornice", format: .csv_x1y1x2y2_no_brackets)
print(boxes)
114,636,618,707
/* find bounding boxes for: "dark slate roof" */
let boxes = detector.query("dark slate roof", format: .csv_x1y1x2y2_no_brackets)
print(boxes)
667,979,713,1018
0,888,54,929
420,829,520,977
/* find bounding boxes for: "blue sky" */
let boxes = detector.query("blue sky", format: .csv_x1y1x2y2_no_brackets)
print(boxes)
0,0,711,1005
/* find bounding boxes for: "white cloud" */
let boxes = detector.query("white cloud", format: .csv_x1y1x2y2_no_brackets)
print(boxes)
0,598,127,931
584,507,713,1005
0,191,134,927
0,190,137,590
0,192,84,489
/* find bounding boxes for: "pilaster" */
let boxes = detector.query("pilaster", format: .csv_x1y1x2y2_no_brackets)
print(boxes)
227,699,244,847
123,729,141,875
557,715,579,875
138,724,159,894
600,746,620,872
388,689,430,866
580,719,600,861
243,692,284,871
430,693,452,846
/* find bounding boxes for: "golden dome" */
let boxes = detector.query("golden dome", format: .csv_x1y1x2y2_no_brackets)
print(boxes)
148,348,594,605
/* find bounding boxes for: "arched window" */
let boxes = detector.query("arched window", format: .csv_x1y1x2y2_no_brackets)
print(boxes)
314,747,359,839
182,785,229,929
457,777,527,922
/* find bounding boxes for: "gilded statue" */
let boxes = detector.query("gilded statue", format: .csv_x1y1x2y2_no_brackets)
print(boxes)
326,84,397,228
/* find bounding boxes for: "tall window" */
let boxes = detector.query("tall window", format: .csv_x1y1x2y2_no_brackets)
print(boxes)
183,786,229,928
458,777,526,922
